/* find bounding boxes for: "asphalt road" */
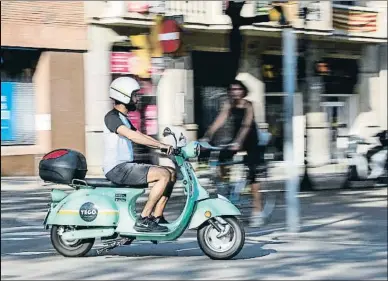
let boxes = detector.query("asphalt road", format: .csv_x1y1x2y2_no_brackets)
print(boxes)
1,179,387,280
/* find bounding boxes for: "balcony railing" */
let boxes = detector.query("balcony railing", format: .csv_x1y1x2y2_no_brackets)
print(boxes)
88,1,386,40
90,1,232,26
253,1,333,32
163,1,231,25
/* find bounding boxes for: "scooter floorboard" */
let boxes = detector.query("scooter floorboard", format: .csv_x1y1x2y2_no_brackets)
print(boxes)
120,229,174,240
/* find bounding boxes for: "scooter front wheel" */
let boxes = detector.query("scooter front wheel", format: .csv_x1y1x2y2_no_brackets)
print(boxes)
197,216,245,260
50,225,95,257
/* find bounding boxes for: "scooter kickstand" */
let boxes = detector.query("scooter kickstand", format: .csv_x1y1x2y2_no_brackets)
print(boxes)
96,238,134,255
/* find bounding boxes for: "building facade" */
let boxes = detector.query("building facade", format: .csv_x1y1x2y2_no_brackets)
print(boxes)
3,1,385,176
82,1,387,174
1,1,87,176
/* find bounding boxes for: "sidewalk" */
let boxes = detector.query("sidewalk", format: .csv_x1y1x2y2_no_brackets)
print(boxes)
0,176,346,200
1,160,348,183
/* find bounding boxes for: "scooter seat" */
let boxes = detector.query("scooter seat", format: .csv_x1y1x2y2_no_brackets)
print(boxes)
85,178,125,188
84,178,148,189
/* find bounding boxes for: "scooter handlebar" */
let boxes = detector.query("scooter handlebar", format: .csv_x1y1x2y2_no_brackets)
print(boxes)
160,147,180,155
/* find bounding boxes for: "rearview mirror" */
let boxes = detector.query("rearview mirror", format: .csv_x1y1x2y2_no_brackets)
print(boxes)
163,127,178,146
163,127,172,137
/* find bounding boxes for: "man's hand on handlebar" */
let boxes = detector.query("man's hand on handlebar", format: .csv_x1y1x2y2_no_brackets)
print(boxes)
159,143,174,155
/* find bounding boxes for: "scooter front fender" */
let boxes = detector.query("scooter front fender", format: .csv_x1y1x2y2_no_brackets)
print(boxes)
188,195,241,230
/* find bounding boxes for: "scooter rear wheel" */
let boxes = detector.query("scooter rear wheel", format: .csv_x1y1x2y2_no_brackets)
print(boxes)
197,216,245,260
50,225,95,257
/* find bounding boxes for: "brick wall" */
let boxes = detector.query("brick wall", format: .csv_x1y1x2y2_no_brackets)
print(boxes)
1,1,87,50
49,51,86,156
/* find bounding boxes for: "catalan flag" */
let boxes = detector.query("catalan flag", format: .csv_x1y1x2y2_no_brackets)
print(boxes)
333,7,378,33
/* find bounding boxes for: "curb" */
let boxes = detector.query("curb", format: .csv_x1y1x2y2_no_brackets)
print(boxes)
1,176,41,181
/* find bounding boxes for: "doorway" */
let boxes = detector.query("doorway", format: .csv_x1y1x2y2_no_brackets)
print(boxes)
192,51,235,142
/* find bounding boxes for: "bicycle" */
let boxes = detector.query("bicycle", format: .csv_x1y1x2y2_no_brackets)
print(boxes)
199,142,277,227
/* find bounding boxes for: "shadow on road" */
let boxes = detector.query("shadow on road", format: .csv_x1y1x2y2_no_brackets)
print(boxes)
1,181,387,280
85,238,279,260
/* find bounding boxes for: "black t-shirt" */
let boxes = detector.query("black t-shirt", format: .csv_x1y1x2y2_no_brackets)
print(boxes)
104,109,137,134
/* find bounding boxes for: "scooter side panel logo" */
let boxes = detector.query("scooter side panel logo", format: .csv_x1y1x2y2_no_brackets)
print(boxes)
79,202,98,222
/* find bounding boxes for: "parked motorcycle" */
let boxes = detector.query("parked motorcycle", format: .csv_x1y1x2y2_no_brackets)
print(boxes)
41,127,245,260
344,129,388,187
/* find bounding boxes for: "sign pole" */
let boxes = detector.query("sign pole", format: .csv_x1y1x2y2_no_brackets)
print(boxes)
282,28,300,233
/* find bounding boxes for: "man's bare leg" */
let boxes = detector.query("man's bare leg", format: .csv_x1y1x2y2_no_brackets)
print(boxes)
153,167,176,218
140,167,170,218
251,182,262,213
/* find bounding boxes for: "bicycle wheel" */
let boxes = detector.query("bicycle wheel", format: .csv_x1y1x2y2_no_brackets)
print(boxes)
230,165,277,226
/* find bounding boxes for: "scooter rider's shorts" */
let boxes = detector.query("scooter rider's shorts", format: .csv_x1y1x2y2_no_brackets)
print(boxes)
105,162,155,187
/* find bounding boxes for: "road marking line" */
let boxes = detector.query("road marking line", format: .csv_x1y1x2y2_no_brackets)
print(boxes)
5,251,54,256
1,226,44,233
176,247,199,252
2,231,48,237
1,237,35,241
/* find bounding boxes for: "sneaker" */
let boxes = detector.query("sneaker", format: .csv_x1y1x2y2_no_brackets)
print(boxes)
249,211,266,228
134,216,169,233
152,216,169,224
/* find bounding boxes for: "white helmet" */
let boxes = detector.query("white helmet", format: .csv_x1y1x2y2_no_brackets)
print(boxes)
109,77,140,104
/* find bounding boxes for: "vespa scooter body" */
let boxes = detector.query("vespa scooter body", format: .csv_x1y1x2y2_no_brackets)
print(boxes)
44,144,241,242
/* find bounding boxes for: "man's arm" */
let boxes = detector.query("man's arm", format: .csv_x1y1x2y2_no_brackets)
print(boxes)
117,126,165,149
140,131,161,143
134,129,171,149
105,111,169,150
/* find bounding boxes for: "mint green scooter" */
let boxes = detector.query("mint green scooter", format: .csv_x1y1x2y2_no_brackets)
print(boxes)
43,127,245,260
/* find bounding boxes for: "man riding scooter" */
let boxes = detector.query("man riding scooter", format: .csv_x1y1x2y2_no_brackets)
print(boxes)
103,76,175,233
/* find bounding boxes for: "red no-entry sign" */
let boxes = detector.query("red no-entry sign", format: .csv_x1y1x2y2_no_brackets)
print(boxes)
159,19,181,54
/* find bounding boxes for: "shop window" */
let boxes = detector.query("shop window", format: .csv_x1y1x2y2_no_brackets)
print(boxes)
261,54,305,93
261,54,358,95
265,96,285,161
1,47,41,82
1,48,40,146
192,51,234,139
321,58,358,95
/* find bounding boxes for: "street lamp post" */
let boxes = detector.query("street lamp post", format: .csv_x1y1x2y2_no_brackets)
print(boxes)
282,27,300,233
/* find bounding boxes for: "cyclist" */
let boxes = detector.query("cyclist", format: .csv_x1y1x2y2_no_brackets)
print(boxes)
200,79,267,227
